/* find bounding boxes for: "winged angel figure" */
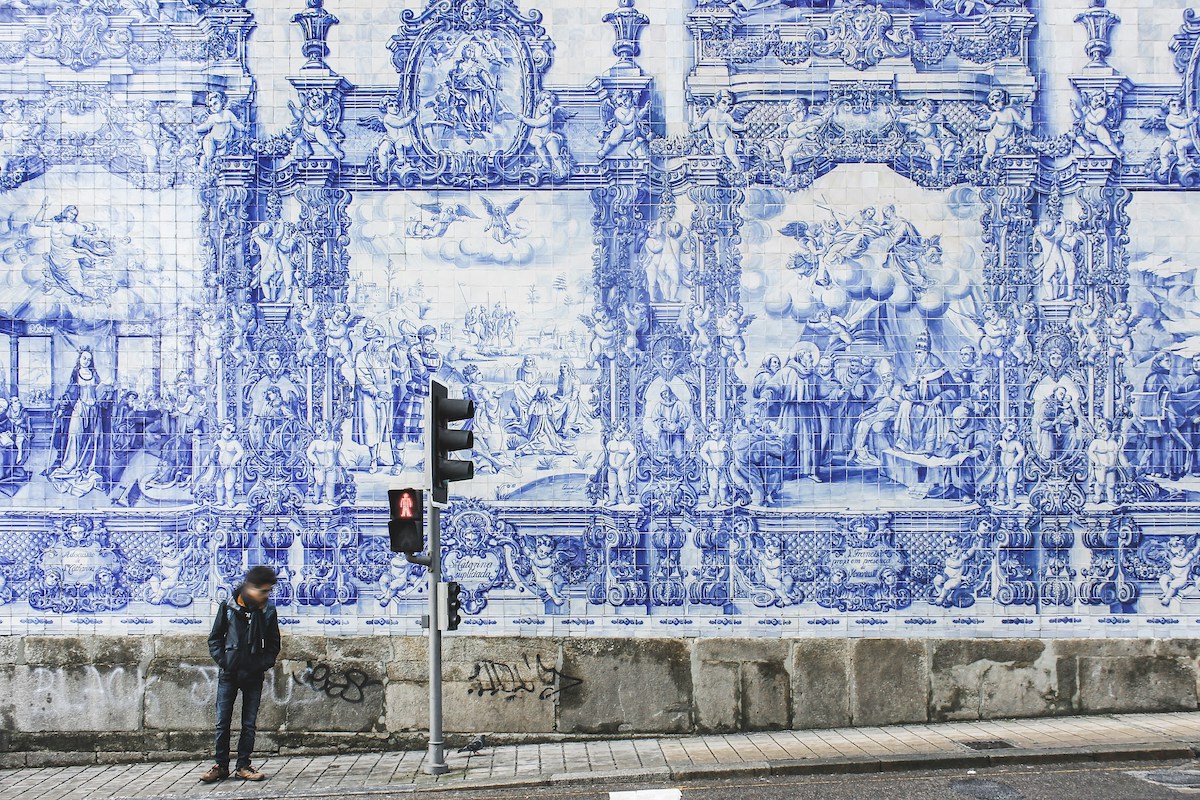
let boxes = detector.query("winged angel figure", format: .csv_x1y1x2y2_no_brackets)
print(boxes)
598,89,652,160
500,90,575,180
284,89,345,164
358,96,418,182
480,197,528,244
406,201,478,239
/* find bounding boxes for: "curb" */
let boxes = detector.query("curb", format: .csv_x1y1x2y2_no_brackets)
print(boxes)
110,742,1200,800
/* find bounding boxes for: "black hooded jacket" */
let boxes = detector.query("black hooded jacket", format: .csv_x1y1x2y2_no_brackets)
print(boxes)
208,586,281,680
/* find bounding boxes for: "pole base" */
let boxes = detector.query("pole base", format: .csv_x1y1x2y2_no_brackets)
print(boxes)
425,763,450,776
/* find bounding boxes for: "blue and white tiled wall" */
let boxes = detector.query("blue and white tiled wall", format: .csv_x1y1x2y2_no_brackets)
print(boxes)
2,0,1200,638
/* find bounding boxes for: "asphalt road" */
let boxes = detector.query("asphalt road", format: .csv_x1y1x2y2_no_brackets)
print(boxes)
404,760,1200,800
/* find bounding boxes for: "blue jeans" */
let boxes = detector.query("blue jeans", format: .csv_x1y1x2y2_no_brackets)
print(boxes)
213,670,265,770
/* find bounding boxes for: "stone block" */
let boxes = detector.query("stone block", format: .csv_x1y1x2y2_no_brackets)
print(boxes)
929,639,1067,721
0,635,20,664
91,637,152,665
692,660,739,732
21,636,88,667
851,640,928,726
278,658,386,733
791,639,851,729
559,638,691,734
384,681,429,732
152,634,211,663
445,679,557,733
280,635,328,662
743,658,790,730
326,635,391,663
693,639,789,732
143,662,222,730
0,666,15,736
1078,656,1198,714
441,640,560,733
10,664,144,732
387,636,429,681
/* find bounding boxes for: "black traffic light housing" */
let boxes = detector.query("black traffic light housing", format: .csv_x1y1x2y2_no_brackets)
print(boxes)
387,488,424,553
430,379,475,504
444,581,462,631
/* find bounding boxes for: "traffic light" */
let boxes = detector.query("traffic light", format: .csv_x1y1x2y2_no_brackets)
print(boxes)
437,581,462,631
430,380,475,505
388,488,424,553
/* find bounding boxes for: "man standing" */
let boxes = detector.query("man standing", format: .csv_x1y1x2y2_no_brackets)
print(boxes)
1172,353,1200,477
200,566,281,783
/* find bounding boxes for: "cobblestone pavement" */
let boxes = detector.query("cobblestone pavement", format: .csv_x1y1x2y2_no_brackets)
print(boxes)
3,712,1200,800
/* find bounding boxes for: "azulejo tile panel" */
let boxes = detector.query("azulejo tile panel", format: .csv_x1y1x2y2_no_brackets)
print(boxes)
0,0,1199,638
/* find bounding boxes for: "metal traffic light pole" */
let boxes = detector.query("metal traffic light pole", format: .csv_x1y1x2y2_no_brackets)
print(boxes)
424,390,448,776
404,378,472,776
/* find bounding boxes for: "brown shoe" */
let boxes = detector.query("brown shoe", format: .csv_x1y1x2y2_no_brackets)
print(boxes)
199,764,229,783
235,766,266,781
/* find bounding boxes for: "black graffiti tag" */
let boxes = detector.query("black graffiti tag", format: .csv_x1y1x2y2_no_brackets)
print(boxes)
292,661,381,704
466,654,583,702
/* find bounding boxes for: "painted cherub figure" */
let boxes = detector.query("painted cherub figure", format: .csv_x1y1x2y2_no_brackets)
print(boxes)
598,88,651,160
995,421,1025,507
378,552,419,608
504,90,574,180
519,535,567,605
692,90,747,171
1146,97,1200,182
359,95,417,181
1069,300,1104,364
900,98,959,177
977,88,1033,171
716,304,755,368
1087,418,1121,505
323,304,354,383
306,420,340,505
604,422,637,506
1160,535,1200,605
128,99,170,175
286,89,345,162
207,421,244,507
759,536,799,605
978,306,1010,364
195,90,246,171
147,539,187,605
769,97,823,173
580,305,619,368
933,536,982,606
1072,89,1123,158
1106,303,1136,363
699,419,730,508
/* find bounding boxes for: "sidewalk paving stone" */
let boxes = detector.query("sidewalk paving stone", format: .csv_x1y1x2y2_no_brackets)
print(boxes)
3,712,1200,799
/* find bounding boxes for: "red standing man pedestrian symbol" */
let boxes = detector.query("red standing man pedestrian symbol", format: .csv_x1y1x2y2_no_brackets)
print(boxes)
397,492,414,519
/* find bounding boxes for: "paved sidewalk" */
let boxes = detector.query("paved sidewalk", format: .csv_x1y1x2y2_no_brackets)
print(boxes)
3,712,1200,799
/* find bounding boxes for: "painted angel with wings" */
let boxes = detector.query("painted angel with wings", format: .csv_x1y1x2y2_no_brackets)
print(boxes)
358,95,417,181
717,304,756,368
500,90,575,180
480,196,527,244
406,200,477,239
1142,96,1200,185
285,89,345,162
1071,89,1123,158
598,88,651,160
579,305,619,367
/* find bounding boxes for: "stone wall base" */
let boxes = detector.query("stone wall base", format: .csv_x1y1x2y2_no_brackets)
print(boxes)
0,636,1193,766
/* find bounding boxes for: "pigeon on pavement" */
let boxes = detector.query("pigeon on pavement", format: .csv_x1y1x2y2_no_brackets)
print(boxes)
458,734,487,756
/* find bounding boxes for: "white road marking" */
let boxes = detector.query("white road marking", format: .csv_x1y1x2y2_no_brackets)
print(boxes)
609,790,684,800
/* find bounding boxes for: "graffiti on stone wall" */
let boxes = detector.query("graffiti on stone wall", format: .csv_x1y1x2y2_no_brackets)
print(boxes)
292,661,382,704
466,654,582,701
